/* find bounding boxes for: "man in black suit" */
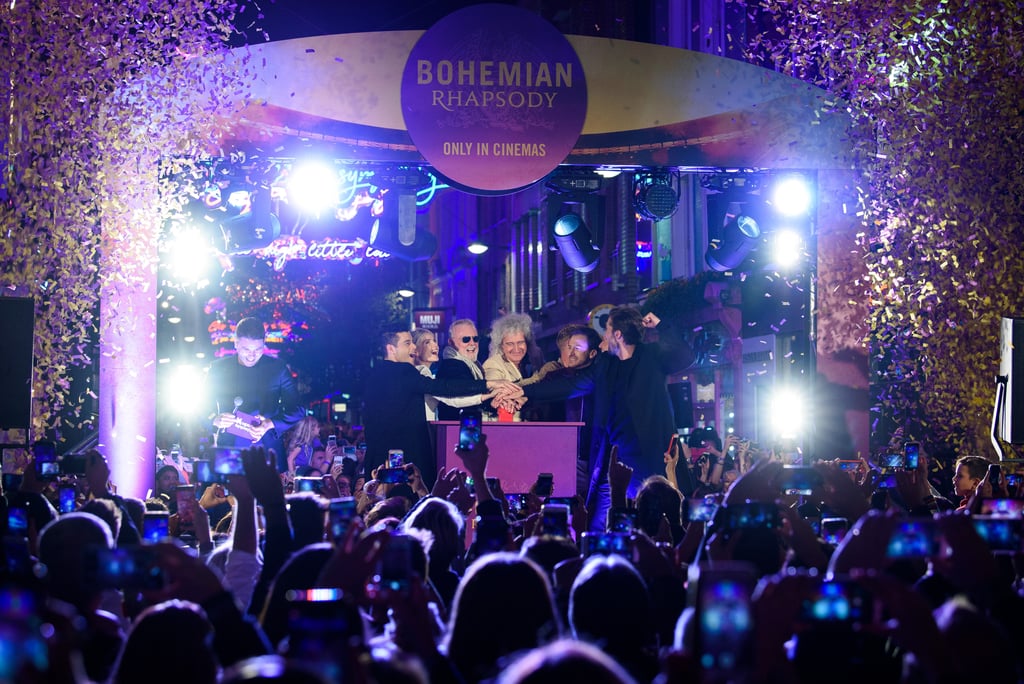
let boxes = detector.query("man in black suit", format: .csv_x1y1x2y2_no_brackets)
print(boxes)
522,308,696,529
435,318,490,420
362,329,521,482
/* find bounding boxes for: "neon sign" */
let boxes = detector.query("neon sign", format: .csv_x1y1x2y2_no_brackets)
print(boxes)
236,235,391,271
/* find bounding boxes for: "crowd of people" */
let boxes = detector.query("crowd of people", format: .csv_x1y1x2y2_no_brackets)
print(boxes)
2,310,1024,683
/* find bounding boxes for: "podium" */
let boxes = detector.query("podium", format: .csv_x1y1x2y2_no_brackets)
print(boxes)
434,421,582,495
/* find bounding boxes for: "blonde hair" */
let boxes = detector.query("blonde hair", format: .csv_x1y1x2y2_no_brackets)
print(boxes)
287,416,320,450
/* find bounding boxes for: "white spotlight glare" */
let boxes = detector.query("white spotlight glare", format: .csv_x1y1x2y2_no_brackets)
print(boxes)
772,229,805,269
771,176,813,217
770,387,805,440
163,365,205,417
166,227,212,286
288,162,339,215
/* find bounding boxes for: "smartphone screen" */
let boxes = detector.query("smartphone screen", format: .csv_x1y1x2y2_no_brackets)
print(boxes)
142,512,170,543
58,485,76,514
175,485,195,528
32,442,58,479
86,546,165,590
387,450,404,468
1,473,23,494
973,516,1023,553
294,476,323,493
690,563,756,678
328,497,357,540
192,460,214,483
342,445,357,460
534,472,554,498
720,502,780,531
885,519,939,558
540,503,570,537
375,534,414,594
979,498,1024,517
505,493,529,516
878,453,905,471
583,531,633,557
688,497,719,522
777,465,823,495
904,442,920,470
458,410,482,450
0,585,49,679
376,468,408,485
800,577,877,626
212,448,244,477
474,514,509,553
7,506,29,536
821,517,849,545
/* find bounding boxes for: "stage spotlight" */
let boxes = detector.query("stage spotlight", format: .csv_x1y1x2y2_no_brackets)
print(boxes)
771,229,805,269
397,287,415,298
770,386,806,441
467,241,489,255
165,226,213,286
771,175,813,217
288,161,339,216
705,202,762,272
634,170,681,220
553,212,600,273
162,364,204,417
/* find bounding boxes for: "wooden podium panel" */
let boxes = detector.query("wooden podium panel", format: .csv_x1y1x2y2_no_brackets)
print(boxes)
434,421,582,496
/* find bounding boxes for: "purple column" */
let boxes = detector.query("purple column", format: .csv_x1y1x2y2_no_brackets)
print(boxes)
98,204,158,500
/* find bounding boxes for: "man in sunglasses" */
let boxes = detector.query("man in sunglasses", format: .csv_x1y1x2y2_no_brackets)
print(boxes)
435,318,489,420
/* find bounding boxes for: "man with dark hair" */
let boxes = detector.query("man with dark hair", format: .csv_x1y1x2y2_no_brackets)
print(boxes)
362,329,521,483
523,306,696,529
207,317,305,470
531,324,603,495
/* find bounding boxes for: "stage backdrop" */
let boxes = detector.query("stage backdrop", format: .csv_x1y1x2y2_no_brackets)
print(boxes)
209,11,853,194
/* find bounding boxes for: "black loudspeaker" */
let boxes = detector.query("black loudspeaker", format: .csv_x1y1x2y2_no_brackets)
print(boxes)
668,380,694,430
0,297,34,430
999,317,1024,443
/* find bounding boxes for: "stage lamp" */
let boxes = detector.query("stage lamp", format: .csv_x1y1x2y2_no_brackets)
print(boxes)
162,364,204,417
397,288,415,298
165,226,212,286
705,202,762,272
553,212,600,273
467,241,489,255
771,229,805,269
634,170,680,221
288,161,339,216
771,175,813,217
769,386,806,441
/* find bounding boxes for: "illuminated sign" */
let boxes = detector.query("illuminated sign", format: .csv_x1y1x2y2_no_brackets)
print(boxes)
401,4,587,193
236,235,391,271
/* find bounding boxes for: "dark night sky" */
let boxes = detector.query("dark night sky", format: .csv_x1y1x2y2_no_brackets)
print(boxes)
233,0,519,43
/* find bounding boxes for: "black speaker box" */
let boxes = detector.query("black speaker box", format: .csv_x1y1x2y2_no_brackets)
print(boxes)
0,297,34,430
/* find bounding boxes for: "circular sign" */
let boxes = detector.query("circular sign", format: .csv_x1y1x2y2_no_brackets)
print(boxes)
402,4,587,194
